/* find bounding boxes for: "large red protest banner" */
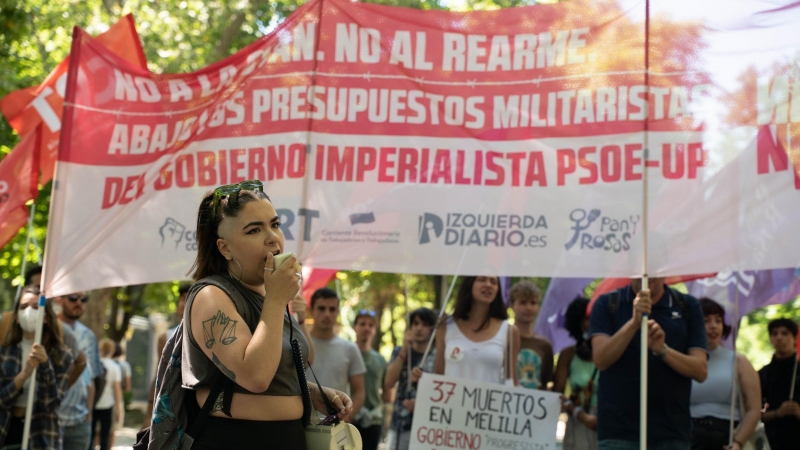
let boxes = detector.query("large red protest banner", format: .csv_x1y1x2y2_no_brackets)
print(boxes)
42,0,800,296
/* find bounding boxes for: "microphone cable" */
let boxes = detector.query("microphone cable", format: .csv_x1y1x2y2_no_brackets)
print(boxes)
287,306,312,427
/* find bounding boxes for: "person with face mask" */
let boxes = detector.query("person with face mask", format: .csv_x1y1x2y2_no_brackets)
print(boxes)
0,286,74,449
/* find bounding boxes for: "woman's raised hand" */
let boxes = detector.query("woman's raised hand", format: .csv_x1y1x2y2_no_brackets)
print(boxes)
263,253,301,308
23,343,48,376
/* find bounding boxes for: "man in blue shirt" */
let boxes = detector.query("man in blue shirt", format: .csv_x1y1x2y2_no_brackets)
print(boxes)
54,292,105,450
589,278,708,450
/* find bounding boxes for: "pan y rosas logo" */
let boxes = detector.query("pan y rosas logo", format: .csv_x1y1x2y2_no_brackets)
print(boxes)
417,212,547,248
564,208,640,253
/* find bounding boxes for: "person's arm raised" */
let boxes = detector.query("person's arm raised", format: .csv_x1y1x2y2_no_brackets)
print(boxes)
592,290,651,371
190,253,300,393
384,338,409,393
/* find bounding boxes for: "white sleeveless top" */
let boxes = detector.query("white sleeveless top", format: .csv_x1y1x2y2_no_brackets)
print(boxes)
444,319,508,384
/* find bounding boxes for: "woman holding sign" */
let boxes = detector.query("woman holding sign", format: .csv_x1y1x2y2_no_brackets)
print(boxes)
0,286,73,450
434,276,520,385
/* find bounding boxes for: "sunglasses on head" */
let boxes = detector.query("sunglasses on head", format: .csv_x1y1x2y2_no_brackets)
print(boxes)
67,294,88,303
212,180,264,218
356,310,376,317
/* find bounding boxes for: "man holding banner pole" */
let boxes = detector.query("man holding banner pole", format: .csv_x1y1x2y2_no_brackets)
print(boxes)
589,278,708,450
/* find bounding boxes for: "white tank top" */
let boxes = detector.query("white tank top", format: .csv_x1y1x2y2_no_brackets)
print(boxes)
444,319,508,384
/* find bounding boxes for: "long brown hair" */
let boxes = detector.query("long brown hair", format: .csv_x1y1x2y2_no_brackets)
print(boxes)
4,286,66,362
188,188,271,281
452,276,508,332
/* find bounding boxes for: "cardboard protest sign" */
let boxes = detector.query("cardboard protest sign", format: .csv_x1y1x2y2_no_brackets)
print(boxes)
410,374,560,450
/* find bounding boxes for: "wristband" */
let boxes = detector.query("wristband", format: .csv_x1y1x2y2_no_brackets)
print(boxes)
572,406,583,420
652,343,669,358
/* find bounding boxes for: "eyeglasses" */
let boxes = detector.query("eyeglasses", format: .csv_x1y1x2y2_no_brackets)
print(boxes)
212,180,264,217
66,294,88,303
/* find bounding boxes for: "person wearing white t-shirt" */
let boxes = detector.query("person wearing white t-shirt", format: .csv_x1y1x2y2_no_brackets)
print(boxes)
93,339,122,450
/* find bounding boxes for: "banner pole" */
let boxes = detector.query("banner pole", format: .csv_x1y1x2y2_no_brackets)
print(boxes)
419,273,459,367
296,0,324,261
15,201,37,301
20,295,47,450
730,275,740,447
640,1,651,449
404,274,412,395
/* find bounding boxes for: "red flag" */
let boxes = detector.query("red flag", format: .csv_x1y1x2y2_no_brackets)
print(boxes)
0,14,146,184
301,268,338,306
0,128,40,249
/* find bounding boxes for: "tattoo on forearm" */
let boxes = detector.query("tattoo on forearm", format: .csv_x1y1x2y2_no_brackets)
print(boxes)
212,391,224,413
202,310,238,349
212,353,236,381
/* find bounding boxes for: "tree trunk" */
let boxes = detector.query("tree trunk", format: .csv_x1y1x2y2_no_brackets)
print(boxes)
372,288,392,352
389,304,398,349
211,9,249,63
433,275,443,311
106,284,145,342
84,288,116,340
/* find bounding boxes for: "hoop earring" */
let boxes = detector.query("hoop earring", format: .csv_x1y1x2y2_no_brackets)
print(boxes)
228,257,243,283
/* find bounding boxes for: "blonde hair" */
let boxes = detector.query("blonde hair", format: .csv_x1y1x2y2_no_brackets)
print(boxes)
100,338,116,358
508,280,542,306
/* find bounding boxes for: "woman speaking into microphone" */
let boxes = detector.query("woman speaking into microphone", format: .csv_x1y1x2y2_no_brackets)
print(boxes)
183,180,352,450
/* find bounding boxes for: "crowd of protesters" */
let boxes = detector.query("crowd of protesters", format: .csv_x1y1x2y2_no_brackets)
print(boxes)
5,268,800,450
5,262,800,450
0,266,137,450
0,184,796,450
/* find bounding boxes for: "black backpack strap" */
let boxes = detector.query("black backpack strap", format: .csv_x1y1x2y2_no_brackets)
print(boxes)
186,373,228,441
668,288,690,331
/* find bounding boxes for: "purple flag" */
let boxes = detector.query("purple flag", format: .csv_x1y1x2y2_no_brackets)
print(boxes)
685,268,800,347
500,276,512,305
534,278,594,354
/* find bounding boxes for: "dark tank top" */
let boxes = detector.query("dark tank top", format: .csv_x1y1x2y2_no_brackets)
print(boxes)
181,273,310,396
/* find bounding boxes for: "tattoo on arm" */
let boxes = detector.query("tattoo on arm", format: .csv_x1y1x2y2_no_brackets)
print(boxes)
202,310,238,349
212,391,224,413
211,353,236,381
